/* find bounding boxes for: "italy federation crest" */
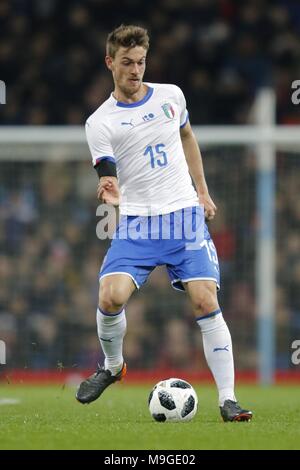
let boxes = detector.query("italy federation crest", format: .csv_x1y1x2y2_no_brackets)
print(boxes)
161,103,175,119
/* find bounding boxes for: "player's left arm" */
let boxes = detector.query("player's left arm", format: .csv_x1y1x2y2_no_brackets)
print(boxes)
180,121,217,221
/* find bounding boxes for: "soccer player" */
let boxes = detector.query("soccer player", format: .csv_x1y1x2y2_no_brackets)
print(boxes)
76,25,252,422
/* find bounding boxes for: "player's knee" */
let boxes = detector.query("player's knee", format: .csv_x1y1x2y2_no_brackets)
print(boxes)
99,281,128,312
191,286,218,315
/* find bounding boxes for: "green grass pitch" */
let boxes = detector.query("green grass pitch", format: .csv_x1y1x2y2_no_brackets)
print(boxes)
0,383,299,450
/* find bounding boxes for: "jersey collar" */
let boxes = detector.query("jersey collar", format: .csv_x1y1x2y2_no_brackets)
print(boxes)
114,86,154,108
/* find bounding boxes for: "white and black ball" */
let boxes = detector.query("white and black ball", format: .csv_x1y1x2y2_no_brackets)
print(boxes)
148,378,198,422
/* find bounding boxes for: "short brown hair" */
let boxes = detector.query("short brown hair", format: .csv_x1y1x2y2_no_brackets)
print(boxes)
106,24,149,58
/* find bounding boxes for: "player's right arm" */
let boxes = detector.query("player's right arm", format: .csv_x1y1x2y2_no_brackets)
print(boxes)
85,118,120,206
97,176,120,205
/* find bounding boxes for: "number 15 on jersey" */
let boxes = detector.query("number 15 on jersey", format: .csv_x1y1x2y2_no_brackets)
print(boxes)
144,144,168,169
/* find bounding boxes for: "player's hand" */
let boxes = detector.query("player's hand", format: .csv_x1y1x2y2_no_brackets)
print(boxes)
97,176,120,206
198,191,217,221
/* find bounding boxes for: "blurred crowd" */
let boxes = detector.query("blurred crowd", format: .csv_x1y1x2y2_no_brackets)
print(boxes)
276,153,300,367
0,148,298,371
1,0,300,125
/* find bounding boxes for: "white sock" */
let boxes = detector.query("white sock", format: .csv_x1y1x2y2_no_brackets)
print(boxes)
197,309,236,406
97,307,126,376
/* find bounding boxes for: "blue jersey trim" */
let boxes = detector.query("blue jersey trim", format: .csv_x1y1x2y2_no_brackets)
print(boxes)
95,156,116,166
116,86,154,108
180,111,189,128
195,308,221,322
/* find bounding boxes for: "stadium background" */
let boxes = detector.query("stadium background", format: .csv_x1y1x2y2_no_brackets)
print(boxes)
0,0,300,381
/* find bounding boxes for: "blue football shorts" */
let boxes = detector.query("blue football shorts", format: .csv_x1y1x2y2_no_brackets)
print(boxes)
99,206,220,291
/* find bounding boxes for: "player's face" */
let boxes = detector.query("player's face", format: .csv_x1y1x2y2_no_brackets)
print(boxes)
106,46,147,96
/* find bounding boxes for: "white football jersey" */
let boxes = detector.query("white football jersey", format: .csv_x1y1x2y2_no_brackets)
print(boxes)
86,82,199,215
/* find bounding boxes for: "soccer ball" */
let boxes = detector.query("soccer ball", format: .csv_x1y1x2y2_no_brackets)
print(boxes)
148,378,198,422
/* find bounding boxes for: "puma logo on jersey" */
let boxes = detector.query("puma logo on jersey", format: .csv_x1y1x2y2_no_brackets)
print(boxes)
121,119,134,128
